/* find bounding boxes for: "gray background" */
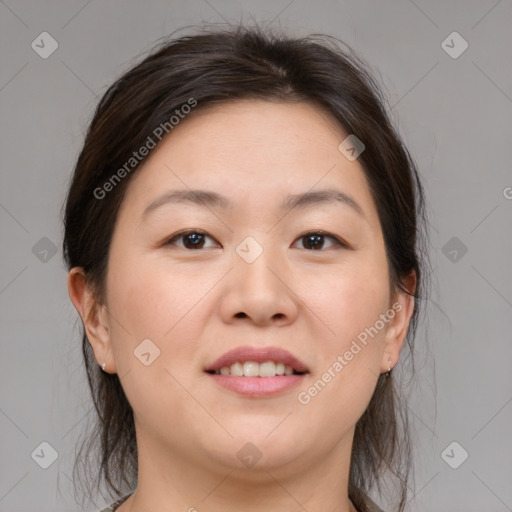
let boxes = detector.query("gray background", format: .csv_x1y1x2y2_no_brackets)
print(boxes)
1,1,511,511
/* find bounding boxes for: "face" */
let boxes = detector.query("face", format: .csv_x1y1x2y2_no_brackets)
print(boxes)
72,99,413,480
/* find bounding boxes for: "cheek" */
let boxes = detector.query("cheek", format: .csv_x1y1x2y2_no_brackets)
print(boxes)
294,285,388,442
107,252,212,339
104,257,211,433
105,252,224,390
294,258,390,417
306,258,391,351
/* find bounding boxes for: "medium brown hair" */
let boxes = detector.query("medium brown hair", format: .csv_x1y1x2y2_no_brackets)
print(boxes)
63,23,429,511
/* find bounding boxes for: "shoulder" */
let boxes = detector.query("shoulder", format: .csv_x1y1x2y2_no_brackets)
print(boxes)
99,493,384,512
352,492,386,512
362,494,386,512
99,493,132,512
99,504,121,512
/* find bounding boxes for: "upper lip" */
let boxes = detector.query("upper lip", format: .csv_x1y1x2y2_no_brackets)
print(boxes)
205,346,309,373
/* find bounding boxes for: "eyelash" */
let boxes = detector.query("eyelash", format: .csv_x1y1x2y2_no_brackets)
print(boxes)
163,229,349,251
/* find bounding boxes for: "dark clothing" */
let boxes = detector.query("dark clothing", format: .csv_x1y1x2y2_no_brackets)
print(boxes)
100,492,385,511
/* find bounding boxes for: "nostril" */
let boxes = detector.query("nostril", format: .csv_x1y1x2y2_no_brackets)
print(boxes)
235,312,247,318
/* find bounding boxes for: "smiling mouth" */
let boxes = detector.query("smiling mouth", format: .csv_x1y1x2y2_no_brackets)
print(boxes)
205,361,308,377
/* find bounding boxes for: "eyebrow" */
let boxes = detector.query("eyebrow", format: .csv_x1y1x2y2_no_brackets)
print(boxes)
141,188,365,219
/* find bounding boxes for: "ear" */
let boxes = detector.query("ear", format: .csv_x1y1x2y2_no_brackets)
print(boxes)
67,267,115,373
381,270,417,373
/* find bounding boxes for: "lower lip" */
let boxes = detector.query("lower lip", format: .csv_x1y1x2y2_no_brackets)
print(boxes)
206,373,307,397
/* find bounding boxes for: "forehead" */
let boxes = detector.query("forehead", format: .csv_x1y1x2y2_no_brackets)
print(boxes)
120,99,379,227
165,99,347,165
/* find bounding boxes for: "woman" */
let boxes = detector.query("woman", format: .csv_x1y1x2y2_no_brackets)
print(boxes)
64,24,428,512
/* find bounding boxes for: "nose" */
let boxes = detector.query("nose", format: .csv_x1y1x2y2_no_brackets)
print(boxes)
217,246,299,327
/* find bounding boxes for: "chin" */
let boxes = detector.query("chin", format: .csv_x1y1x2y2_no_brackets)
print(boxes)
203,427,306,473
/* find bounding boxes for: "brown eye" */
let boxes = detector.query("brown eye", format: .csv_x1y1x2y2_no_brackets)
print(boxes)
293,231,346,251
165,230,219,250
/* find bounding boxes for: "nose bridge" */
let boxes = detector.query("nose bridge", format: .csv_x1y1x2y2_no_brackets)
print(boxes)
234,235,284,295
219,234,298,325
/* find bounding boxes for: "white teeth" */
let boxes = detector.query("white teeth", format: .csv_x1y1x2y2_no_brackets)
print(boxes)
215,361,302,377
243,361,259,377
259,361,276,377
230,362,243,376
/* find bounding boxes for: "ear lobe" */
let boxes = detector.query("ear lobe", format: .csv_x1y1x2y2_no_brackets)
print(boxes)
67,267,112,366
382,271,417,372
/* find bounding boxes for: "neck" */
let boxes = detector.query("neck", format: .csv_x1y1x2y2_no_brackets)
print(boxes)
119,427,357,512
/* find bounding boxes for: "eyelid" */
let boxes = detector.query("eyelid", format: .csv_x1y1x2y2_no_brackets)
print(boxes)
163,229,219,248
292,230,350,250
163,229,350,251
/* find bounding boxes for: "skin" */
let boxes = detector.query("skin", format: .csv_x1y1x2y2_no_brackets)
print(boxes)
68,100,416,512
